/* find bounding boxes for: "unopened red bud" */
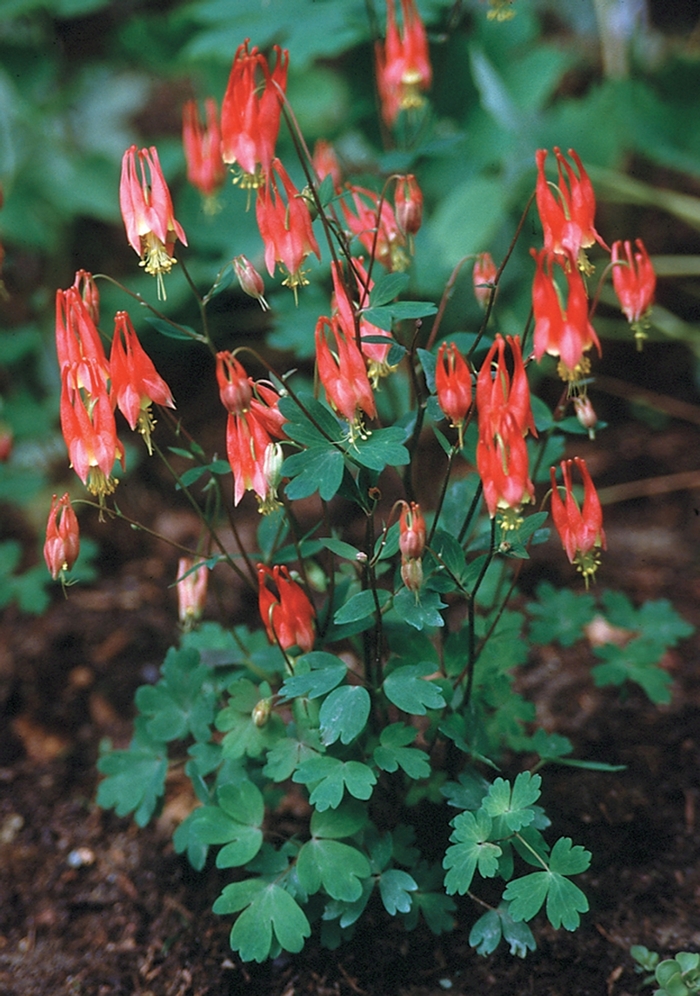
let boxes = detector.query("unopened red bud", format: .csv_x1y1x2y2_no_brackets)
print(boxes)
177,558,208,629
232,255,269,312
44,493,80,580
473,253,497,309
573,395,597,436
395,174,423,237
0,423,12,462
216,351,253,415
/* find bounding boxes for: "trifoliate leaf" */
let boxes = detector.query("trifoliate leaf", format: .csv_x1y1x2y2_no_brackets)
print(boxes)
392,587,447,630
503,837,590,930
282,444,345,501
279,651,347,700
374,723,431,779
527,582,596,647
591,638,673,705
334,588,391,625
135,646,216,743
96,720,167,827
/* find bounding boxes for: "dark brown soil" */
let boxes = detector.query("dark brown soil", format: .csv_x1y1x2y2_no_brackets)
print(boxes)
2,344,700,996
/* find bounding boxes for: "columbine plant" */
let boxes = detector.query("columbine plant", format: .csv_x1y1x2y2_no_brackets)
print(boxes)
44,2,692,969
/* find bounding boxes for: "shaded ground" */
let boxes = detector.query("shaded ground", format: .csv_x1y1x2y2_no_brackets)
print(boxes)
1,341,700,996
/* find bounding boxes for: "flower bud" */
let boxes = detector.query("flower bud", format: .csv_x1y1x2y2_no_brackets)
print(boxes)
473,252,497,309
232,255,269,311
176,558,208,630
252,698,272,727
44,493,80,580
395,174,423,237
573,395,597,439
216,351,253,415
0,423,13,462
400,556,423,594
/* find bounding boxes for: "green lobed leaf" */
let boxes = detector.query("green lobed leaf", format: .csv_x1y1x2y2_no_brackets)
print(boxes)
373,723,431,779
279,652,348,700
96,720,167,827
334,588,391,625
443,810,501,895
369,271,410,307
378,869,418,915
135,647,216,743
214,880,311,963
392,587,447,630
482,772,542,832
383,662,446,715
348,426,410,472
591,638,673,704
319,685,371,746
527,582,596,647
293,756,377,811
283,444,345,501
297,838,371,901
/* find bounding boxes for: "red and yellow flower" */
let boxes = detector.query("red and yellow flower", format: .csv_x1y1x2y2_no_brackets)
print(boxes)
256,158,320,297
182,98,226,207
550,457,606,585
375,0,432,127
257,563,315,654
43,493,80,580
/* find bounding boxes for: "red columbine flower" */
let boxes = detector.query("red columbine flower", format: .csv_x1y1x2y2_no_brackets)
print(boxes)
342,185,409,272
531,248,601,383
331,258,396,387
176,557,208,631
257,563,315,654
232,254,269,311
55,283,109,392
44,493,80,580
550,457,606,586
216,352,286,508
376,0,432,127
182,98,226,207
72,269,100,324
476,334,536,522
535,147,608,270
611,238,656,348
109,311,175,454
473,252,497,309
256,158,320,298
119,145,187,300
435,342,473,449
221,40,288,189
315,315,377,439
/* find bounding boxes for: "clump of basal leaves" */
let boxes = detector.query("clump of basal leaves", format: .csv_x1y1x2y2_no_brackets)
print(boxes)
96,518,692,964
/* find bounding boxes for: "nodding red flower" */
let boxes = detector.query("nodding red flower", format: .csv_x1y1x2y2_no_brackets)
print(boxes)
312,139,343,191
119,145,187,300
394,173,423,238
55,283,110,392
232,254,269,311
476,334,536,521
342,185,408,272
315,315,377,436
535,148,608,268
176,557,208,630
182,98,226,204
44,493,80,580
60,363,124,499
255,158,320,298
257,563,315,654
473,252,497,309
109,311,175,454
221,40,288,189
550,457,606,586
435,342,472,448
611,238,656,347
376,0,432,127
216,352,286,508
531,248,600,383
331,258,395,386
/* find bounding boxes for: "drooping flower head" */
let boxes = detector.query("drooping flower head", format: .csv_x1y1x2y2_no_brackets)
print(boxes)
44,493,80,581
312,139,343,191
611,238,656,349
216,352,286,509
531,248,601,384
473,252,497,309
119,145,187,300
394,173,423,239
476,334,536,523
109,311,175,454
331,258,396,387
257,563,315,654
376,0,432,127
342,185,409,272
315,315,377,440
435,342,473,449
55,282,109,393
256,158,321,299
550,456,606,586
221,40,288,189
182,98,226,208
535,148,608,270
